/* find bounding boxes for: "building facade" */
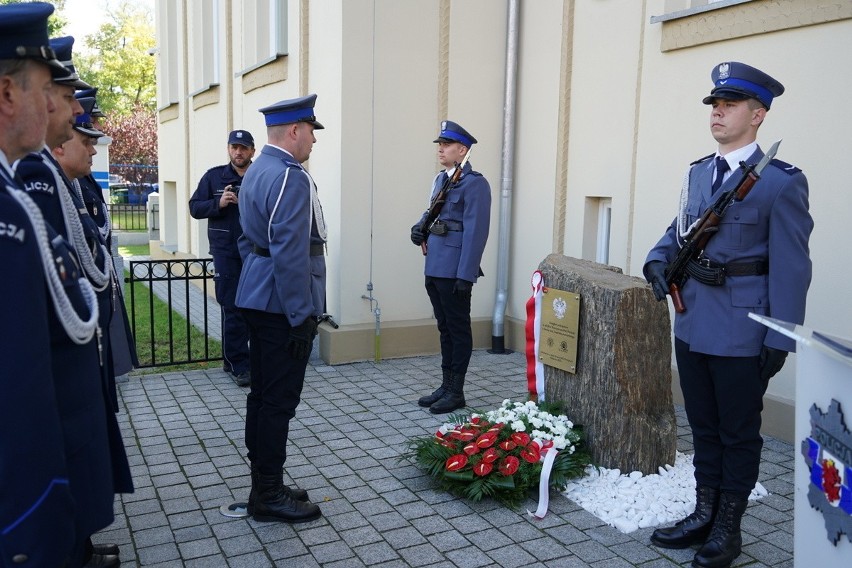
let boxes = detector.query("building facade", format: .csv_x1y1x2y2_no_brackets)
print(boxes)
153,0,852,440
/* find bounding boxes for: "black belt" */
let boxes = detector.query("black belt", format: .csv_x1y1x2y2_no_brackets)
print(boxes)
253,244,325,257
686,258,768,286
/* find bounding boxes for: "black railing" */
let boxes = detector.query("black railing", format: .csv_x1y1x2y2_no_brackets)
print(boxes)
126,258,222,368
109,204,147,231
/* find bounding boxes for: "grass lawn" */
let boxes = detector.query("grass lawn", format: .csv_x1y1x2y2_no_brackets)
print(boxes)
118,244,150,257
123,270,223,375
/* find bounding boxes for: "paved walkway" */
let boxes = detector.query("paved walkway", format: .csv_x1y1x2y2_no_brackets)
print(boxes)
97,349,796,567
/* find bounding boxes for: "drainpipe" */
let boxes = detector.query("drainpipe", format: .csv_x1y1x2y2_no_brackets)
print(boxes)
490,0,519,354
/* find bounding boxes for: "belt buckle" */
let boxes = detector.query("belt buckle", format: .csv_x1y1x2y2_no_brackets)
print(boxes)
699,257,712,268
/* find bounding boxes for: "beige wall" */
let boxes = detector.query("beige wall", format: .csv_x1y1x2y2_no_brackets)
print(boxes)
155,0,852,433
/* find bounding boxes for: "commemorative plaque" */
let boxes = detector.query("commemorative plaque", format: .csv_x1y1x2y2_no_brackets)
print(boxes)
539,287,580,373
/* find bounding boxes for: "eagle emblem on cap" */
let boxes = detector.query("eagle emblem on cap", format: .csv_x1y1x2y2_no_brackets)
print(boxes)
718,63,730,80
441,121,447,130
236,132,243,138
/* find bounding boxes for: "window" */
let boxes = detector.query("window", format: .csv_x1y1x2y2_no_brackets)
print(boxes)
596,200,612,265
156,0,179,109
189,0,220,95
238,0,288,76
651,0,752,24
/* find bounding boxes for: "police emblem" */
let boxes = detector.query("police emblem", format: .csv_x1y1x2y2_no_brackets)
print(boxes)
552,297,567,320
441,121,447,131
718,63,730,80
801,399,852,545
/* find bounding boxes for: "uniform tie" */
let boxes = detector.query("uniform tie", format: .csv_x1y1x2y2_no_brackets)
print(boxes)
711,157,730,194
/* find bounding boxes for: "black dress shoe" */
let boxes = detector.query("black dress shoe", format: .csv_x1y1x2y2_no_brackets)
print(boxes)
83,553,120,567
92,543,119,556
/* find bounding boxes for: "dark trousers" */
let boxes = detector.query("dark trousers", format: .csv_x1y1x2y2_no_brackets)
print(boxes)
425,276,472,376
214,255,250,374
675,338,764,498
241,308,310,475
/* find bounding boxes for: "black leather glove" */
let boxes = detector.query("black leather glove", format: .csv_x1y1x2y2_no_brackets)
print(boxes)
453,279,473,301
759,346,788,389
288,317,318,359
644,261,669,302
410,224,424,246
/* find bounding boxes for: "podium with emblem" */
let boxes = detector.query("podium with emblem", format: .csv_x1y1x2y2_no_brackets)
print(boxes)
749,314,852,564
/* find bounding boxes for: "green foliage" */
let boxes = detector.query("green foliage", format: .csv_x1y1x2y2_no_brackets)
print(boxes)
70,0,156,115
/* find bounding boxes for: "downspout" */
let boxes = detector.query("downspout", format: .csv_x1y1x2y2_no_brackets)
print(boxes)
490,0,519,354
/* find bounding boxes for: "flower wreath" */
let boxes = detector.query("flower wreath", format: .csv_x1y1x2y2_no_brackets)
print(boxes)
405,399,592,508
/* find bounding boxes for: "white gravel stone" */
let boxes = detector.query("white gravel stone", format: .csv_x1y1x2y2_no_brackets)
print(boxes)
563,452,768,533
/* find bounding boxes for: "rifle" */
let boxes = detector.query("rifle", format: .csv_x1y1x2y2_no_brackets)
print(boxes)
665,139,781,313
419,150,472,255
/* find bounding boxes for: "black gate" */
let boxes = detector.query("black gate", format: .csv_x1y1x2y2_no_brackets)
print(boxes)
125,258,222,368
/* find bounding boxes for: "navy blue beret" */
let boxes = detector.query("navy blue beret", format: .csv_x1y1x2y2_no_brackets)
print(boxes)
702,61,784,110
433,120,477,147
259,94,324,129
0,2,68,78
49,36,90,89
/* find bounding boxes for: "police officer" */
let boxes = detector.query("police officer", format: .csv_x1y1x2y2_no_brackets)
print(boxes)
190,130,255,386
235,95,326,523
410,121,491,414
0,4,116,566
644,62,813,568
15,31,130,568
75,90,140,380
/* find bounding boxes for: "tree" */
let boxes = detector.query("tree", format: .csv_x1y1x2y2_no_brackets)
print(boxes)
102,104,158,192
0,0,67,35
73,0,156,115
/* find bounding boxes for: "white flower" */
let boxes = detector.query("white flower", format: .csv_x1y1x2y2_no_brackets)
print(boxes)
511,420,526,432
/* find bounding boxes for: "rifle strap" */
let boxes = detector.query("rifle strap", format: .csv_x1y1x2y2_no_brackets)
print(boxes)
686,258,768,286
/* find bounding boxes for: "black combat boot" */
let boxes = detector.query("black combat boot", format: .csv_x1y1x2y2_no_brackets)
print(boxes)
429,373,466,414
248,465,310,515
253,473,321,524
650,485,719,548
692,492,748,568
418,368,451,407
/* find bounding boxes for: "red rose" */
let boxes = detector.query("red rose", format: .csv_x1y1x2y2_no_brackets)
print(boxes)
499,456,520,476
511,432,531,446
481,447,501,463
499,440,517,451
475,432,497,449
473,461,494,476
446,454,468,471
463,442,479,456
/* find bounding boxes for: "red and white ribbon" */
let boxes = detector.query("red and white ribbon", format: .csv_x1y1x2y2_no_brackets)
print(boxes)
528,447,559,519
525,270,545,401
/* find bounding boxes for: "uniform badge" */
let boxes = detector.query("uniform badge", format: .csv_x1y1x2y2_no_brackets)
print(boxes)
441,121,447,131
718,63,730,80
802,399,852,545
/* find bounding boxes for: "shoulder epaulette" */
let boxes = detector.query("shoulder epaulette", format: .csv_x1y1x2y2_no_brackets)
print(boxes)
690,153,714,166
467,170,483,178
769,158,801,176
282,157,303,170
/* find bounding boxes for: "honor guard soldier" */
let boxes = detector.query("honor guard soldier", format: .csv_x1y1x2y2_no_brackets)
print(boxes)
190,129,256,386
15,30,130,568
235,94,327,523
410,120,491,414
0,3,110,567
644,62,813,568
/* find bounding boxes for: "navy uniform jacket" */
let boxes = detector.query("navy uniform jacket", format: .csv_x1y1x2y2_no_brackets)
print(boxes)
645,147,813,356
0,167,75,567
189,163,245,259
236,145,325,326
417,161,491,282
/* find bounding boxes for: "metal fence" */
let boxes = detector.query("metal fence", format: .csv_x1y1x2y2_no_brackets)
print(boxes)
126,258,222,368
109,204,147,231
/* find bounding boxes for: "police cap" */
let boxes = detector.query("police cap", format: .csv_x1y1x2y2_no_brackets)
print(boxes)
433,120,477,148
0,2,68,78
228,129,255,147
73,97,104,138
49,36,91,89
259,94,324,129
76,88,106,118
702,61,784,110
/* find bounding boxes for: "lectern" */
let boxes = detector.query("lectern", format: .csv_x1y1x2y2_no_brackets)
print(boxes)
749,314,852,565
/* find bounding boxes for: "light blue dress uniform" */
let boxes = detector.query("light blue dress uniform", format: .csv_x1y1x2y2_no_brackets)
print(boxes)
235,145,326,324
